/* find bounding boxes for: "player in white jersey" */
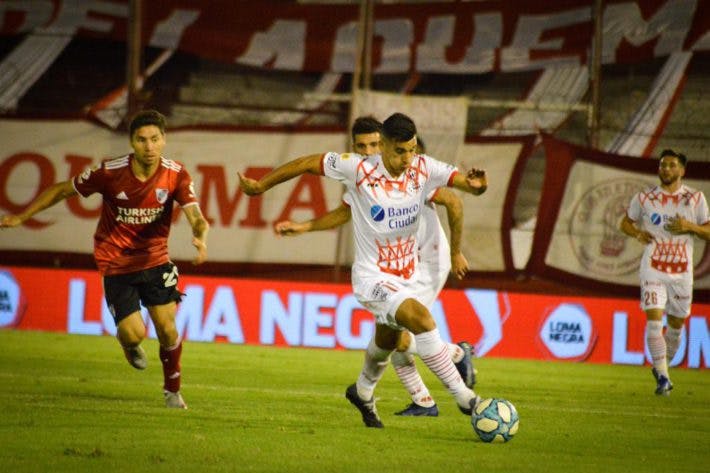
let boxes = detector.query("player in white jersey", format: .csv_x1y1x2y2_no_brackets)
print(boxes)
239,113,487,428
274,119,474,417
620,149,710,396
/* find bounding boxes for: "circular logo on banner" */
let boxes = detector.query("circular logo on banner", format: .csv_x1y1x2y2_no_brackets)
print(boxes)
0,270,23,327
539,303,595,360
568,178,648,277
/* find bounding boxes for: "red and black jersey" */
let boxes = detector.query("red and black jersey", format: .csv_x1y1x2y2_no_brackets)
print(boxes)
73,154,198,276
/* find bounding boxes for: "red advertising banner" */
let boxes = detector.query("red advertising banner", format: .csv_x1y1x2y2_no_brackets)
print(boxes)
1,265,707,368
1,1,707,73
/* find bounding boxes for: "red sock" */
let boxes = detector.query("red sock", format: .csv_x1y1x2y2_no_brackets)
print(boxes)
160,339,182,393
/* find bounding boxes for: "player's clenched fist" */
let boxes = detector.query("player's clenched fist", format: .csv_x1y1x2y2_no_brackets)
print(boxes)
0,214,23,228
465,168,487,195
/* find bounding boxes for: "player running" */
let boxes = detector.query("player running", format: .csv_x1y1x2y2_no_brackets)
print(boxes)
0,110,209,408
239,112,486,427
274,117,475,417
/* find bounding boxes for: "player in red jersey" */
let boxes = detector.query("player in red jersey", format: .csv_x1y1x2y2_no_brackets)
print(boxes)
0,110,209,409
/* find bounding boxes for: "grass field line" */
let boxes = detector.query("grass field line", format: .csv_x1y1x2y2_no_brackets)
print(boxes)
0,370,696,421
0,370,342,399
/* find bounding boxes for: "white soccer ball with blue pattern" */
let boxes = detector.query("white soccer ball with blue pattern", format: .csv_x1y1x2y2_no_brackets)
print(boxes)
471,398,519,443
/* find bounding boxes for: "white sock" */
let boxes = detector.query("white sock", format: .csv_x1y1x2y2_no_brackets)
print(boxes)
449,343,464,363
356,338,392,401
404,334,417,355
646,320,668,378
664,326,682,363
414,328,474,409
391,351,435,407
406,335,462,364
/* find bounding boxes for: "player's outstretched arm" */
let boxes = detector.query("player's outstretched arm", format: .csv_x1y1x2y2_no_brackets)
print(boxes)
451,168,487,195
431,189,468,279
183,204,210,265
238,154,323,196
619,215,654,244
665,213,710,241
274,204,352,237
0,180,77,229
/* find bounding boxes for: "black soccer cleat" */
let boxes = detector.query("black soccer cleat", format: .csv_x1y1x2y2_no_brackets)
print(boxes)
454,341,476,388
394,402,439,417
652,368,673,396
345,383,383,428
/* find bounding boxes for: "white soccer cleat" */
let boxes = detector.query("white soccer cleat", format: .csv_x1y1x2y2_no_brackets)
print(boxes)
122,345,147,370
164,391,188,409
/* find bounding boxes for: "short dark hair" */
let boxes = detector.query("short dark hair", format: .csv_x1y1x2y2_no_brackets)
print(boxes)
416,135,426,154
660,148,687,166
382,113,417,142
351,116,382,140
129,109,167,138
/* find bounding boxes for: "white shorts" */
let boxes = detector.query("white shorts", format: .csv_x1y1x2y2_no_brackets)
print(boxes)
640,270,693,318
413,259,450,308
353,274,421,329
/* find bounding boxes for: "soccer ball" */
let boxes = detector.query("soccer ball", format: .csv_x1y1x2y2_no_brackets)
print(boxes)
471,398,519,443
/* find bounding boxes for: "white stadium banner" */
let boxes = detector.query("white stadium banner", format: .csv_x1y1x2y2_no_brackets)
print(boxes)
0,119,347,264
534,135,710,292
0,119,529,271
352,89,469,164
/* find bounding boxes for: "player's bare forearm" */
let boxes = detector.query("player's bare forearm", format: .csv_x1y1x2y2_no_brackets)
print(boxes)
184,204,209,264
309,204,351,232
0,180,76,228
274,220,312,236
620,215,653,244
695,222,710,240
432,188,463,255
451,169,487,196
238,154,323,196
274,206,350,237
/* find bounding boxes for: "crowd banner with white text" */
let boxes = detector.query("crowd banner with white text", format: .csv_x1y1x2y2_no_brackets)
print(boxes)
532,134,710,298
1,266,707,368
0,119,532,272
1,1,707,74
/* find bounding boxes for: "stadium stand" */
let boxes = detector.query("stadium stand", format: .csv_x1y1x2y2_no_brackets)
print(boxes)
1,25,709,295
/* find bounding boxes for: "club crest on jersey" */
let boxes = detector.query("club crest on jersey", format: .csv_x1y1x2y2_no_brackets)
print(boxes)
155,188,168,204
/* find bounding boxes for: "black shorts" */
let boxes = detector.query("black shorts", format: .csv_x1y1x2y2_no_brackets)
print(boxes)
103,262,184,325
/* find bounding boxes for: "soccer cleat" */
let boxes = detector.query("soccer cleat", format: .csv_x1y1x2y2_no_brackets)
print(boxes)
651,367,674,391
458,395,482,416
655,376,672,396
122,345,147,370
164,390,188,409
345,384,383,428
394,402,439,417
454,341,476,388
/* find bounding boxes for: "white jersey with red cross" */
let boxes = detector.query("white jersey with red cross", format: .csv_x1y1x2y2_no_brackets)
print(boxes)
343,184,451,309
626,184,709,278
322,151,457,283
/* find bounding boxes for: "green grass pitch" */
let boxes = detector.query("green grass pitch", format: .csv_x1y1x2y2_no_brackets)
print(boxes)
0,330,707,472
